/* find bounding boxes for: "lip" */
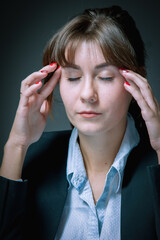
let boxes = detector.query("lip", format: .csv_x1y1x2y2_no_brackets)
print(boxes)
78,111,102,118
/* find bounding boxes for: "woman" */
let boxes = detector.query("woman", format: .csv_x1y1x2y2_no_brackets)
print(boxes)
0,6,160,240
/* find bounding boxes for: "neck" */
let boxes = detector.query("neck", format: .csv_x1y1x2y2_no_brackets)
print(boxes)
78,117,127,176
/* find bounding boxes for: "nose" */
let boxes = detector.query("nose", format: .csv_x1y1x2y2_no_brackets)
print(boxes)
80,78,98,104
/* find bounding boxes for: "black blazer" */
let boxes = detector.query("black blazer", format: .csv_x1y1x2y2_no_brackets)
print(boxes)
0,130,160,240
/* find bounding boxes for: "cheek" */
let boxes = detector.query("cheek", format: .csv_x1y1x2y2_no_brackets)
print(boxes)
59,81,75,111
59,82,64,101
59,81,68,105
113,87,132,112
101,83,131,111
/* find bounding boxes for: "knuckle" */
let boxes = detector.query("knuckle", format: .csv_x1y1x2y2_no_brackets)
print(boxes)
143,77,148,83
135,93,143,103
132,87,139,96
21,78,26,85
31,72,39,80
26,72,40,82
148,111,156,119
147,84,152,92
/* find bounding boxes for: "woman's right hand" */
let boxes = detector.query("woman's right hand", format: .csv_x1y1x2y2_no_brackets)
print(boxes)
0,63,61,179
8,63,61,149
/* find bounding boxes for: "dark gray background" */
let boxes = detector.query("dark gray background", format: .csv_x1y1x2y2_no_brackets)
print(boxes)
1,0,160,160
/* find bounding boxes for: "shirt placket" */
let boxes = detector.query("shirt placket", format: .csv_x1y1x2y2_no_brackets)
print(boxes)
99,170,120,240
78,180,100,240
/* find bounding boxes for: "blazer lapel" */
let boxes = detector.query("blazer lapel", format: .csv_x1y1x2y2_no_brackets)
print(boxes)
37,159,69,240
121,140,158,240
23,130,71,240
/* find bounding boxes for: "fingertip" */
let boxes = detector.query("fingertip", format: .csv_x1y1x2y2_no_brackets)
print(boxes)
41,70,48,74
119,68,129,74
55,65,61,72
35,80,42,85
49,62,57,67
124,81,131,86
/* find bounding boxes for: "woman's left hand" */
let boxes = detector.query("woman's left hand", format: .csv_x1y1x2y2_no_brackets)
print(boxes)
120,69,160,163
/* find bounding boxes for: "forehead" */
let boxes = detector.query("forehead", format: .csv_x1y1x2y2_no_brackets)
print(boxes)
77,41,105,61
65,40,106,66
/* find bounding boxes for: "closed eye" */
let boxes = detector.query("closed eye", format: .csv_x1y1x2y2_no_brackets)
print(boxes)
98,77,113,81
67,77,113,81
68,77,81,81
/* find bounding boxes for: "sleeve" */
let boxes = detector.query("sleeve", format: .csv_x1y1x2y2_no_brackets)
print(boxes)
0,176,28,240
147,165,160,240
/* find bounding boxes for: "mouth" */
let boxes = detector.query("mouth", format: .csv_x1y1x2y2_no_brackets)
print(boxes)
78,111,102,118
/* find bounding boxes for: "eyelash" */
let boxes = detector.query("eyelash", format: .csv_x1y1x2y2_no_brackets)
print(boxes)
98,77,113,81
67,77,81,81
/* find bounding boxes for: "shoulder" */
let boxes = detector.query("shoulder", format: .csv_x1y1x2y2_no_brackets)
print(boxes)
34,130,72,149
22,130,72,180
25,130,72,159
123,135,158,187
133,115,158,167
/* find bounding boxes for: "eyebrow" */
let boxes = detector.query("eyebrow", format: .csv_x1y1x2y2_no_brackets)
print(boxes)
63,64,80,70
63,62,109,70
95,63,109,69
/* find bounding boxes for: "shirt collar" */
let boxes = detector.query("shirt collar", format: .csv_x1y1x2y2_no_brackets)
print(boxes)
66,128,87,191
66,113,140,192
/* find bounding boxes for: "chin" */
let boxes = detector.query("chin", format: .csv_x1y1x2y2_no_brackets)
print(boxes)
73,122,108,136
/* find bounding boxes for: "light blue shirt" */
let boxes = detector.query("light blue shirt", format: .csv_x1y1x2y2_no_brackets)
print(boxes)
55,114,140,240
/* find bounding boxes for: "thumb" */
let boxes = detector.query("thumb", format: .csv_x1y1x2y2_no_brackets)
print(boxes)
40,100,50,119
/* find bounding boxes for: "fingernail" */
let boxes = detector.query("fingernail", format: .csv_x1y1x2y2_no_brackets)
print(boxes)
120,68,129,73
57,65,61,70
125,81,130,86
41,70,48,73
36,81,41,84
50,62,57,66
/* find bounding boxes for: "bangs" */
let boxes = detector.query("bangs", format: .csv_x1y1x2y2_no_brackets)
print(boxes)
45,21,139,73
43,10,145,77
54,37,112,67
55,36,83,67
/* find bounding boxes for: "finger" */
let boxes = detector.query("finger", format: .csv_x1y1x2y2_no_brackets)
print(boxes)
20,81,42,107
40,62,57,73
124,80,150,111
21,63,57,91
21,71,47,92
120,70,157,111
123,79,159,123
39,66,61,98
40,100,50,119
20,63,58,104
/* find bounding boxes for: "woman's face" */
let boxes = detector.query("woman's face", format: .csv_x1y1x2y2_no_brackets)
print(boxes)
59,41,132,136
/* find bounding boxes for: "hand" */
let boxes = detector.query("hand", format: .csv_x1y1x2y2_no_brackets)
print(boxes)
8,63,61,148
120,69,160,157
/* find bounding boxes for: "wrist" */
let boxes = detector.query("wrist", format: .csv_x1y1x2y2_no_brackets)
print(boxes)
6,136,29,152
0,140,28,180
